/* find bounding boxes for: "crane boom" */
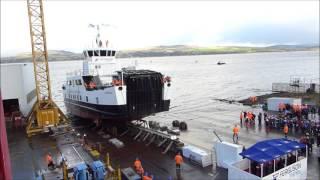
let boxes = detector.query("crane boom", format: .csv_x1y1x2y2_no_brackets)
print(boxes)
26,0,67,136
27,0,52,106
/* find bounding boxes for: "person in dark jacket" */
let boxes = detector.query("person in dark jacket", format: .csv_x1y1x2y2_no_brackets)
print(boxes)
306,134,312,153
317,146,320,162
258,112,262,125
317,131,320,147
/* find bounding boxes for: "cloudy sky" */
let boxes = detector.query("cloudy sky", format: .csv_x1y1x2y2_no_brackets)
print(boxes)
1,0,319,56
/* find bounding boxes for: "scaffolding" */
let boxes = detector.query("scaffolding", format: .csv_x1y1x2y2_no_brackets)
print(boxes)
272,76,319,93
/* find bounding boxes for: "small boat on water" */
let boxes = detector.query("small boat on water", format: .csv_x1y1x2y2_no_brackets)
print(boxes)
217,61,226,65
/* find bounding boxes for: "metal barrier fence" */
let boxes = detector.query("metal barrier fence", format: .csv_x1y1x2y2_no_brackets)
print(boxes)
272,83,319,93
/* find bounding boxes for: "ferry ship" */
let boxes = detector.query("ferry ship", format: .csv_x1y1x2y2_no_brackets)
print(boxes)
62,25,171,121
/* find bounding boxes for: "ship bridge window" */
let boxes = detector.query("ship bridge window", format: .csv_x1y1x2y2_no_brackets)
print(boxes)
76,79,82,85
86,96,88,102
100,50,106,56
87,50,93,57
85,50,114,57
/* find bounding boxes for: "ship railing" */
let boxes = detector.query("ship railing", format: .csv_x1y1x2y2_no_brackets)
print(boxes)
66,70,83,76
85,84,114,91
66,70,98,76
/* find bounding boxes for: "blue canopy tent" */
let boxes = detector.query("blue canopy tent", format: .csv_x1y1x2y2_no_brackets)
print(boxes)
240,138,305,163
239,139,306,177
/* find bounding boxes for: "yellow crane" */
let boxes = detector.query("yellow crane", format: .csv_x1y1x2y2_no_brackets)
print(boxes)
26,0,68,136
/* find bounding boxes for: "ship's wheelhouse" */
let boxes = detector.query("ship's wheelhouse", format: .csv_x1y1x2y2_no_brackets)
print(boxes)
83,49,116,58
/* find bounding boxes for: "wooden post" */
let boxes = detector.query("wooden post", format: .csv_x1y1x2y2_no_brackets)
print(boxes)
117,166,122,180
106,153,110,167
248,160,251,173
63,160,68,180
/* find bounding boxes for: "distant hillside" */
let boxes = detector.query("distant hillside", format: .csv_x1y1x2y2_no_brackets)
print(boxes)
0,50,82,64
1,45,318,63
118,44,319,58
265,44,319,51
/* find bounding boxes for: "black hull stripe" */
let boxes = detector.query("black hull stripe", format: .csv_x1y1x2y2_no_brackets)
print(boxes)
64,98,170,120
64,101,121,116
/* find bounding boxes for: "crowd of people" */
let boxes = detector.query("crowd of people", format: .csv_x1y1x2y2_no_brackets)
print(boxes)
236,103,320,177
265,104,320,154
240,111,257,125
238,103,320,162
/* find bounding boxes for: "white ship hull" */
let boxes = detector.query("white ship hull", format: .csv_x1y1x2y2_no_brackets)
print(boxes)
63,70,171,121
62,24,171,121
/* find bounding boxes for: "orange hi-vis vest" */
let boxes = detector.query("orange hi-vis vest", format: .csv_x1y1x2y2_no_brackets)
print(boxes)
134,160,142,169
248,112,253,120
284,126,289,134
46,154,53,164
247,113,251,120
142,176,152,180
175,154,183,165
233,127,239,134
